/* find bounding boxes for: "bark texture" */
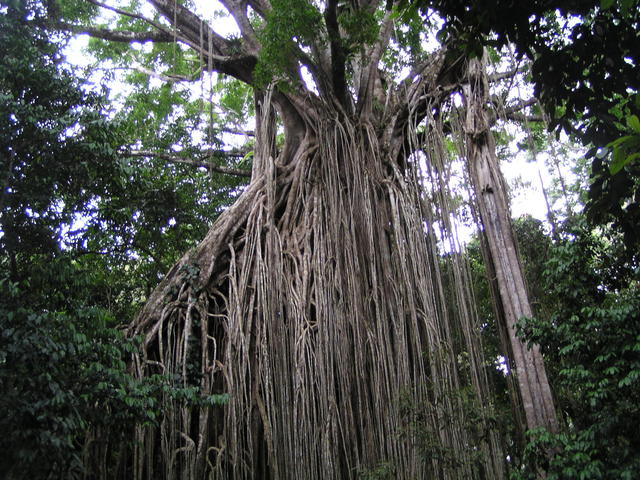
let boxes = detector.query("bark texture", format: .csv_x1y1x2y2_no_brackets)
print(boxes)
123,91,506,478
463,56,558,434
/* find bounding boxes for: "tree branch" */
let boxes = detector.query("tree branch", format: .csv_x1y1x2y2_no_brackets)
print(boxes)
488,98,544,125
53,21,175,43
133,64,197,83
220,127,255,137
357,9,395,117
499,97,538,116
246,0,271,18
148,0,257,83
85,0,175,37
218,0,260,53
503,112,544,123
324,0,349,109
128,151,252,178
488,65,529,83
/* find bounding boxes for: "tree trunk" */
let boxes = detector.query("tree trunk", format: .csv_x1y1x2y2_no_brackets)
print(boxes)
462,56,558,434
121,80,507,478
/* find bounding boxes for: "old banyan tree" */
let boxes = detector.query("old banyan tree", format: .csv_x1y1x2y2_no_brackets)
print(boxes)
64,0,560,477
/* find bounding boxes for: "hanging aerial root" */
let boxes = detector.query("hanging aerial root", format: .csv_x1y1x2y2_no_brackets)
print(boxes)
123,112,505,480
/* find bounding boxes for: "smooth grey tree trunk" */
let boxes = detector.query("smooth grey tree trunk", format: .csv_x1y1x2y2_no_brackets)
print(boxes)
463,56,559,434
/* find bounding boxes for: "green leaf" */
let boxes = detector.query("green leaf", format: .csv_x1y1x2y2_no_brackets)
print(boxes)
610,151,640,175
627,115,640,134
600,0,614,8
608,135,635,148
621,0,634,12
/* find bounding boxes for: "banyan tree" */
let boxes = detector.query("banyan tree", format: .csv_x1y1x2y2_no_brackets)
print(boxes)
67,0,558,477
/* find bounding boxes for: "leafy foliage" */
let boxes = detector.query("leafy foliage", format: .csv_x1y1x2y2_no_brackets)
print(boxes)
0,0,119,273
1,2,233,477
254,0,323,87
0,264,159,479
514,218,640,479
0,259,230,479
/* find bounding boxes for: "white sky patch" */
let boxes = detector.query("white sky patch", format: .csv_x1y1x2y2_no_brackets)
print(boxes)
504,155,550,220
300,65,319,94
191,0,242,37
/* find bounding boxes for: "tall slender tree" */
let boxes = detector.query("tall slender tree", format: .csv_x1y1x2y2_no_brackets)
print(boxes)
52,0,558,477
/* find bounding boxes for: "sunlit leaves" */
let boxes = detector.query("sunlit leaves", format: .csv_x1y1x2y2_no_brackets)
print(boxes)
254,0,322,87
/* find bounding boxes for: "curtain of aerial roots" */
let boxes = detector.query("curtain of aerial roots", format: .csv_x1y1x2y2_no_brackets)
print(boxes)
123,98,506,479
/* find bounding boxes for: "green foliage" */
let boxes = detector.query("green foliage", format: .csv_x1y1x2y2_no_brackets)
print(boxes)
216,75,254,123
2,0,248,317
338,6,379,52
381,5,431,76
514,218,640,479
608,121,640,175
1,4,232,477
0,261,229,479
587,90,640,258
254,0,322,87
0,0,119,267
0,267,157,479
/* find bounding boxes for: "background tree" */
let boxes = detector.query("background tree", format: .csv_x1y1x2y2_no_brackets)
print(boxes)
514,217,640,480
407,0,640,258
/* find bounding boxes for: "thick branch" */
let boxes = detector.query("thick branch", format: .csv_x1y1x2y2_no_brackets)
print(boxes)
324,0,349,110
129,151,252,178
54,21,175,42
357,9,395,117
488,65,528,83
247,0,271,17
147,0,257,83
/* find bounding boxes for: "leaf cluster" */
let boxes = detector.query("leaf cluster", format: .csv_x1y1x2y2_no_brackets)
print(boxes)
0,270,153,479
515,218,640,479
254,0,323,87
1,5,234,477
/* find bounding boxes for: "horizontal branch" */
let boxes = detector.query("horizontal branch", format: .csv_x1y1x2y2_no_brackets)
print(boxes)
488,98,544,126
133,65,197,83
503,112,544,123
500,97,538,116
220,127,255,137
54,21,175,43
128,151,252,177
488,65,528,83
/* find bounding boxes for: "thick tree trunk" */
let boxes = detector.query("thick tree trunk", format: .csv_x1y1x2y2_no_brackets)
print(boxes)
463,56,558,434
